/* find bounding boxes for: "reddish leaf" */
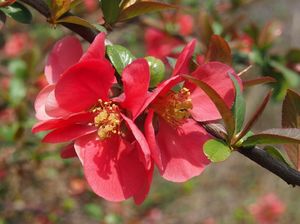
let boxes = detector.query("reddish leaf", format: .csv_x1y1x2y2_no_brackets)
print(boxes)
258,21,283,48
0,0,16,7
197,10,213,46
120,0,141,9
243,76,276,88
57,15,97,30
242,128,300,147
118,1,177,22
235,91,272,144
205,35,232,65
51,0,71,22
184,75,235,141
282,89,300,170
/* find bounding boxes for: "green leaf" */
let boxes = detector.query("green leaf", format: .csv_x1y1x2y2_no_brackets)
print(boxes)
205,35,231,65
8,59,27,79
269,60,300,87
101,0,121,24
84,203,103,220
241,128,300,147
1,2,32,24
264,145,291,167
106,45,135,75
9,77,26,107
145,56,165,87
118,1,177,22
230,73,245,133
183,75,235,141
204,139,231,162
286,49,300,63
282,89,300,170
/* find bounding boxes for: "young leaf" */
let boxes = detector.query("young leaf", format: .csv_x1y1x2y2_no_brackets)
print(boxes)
229,73,245,134
51,0,71,21
57,16,97,30
198,10,213,46
0,0,16,7
120,0,139,9
101,0,121,24
205,35,232,65
0,10,6,30
204,139,231,162
235,91,272,144
184,75,235,141
1,2,32,24
106,45,136,75
243,76,276,88
118,1,177,22
269,60,300,87
241,128,300,147
282,89,300,170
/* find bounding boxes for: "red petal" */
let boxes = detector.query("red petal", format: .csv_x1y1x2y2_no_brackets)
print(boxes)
121,59,150,119
80,32,106,61
32,112,94,133
133,163,154,205
190,62,236,121
75,134,149,202
34,84,55,120
54,59,115,113
42,124,96,143
121,114,151,169
45,89,72,118
156,118,211,182
144,109,163,170
172,39,196,76
145,28,183,61
45,36,83,84
61,143,77,159
139,75,182,115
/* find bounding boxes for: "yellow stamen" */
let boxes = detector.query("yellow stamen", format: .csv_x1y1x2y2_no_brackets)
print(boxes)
92,100,121,140
152,87,192,127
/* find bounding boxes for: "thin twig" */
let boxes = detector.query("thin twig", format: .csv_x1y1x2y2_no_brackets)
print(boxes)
19,0,97,43
203,123,300,187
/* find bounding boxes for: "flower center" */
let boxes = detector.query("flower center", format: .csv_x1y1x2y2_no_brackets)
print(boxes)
91,100,121,140
152,87,192,127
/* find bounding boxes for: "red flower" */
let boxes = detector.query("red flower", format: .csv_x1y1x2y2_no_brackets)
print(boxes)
144,28,183,61
33,33,153,204
177,14,194,36
249,193,286,224
4,32,31,57
142,40,239,182
83,0,98,12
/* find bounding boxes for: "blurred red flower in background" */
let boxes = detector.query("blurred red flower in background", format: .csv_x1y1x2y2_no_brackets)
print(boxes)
83,0,98,12
249,193,286,224
3,32,31,57
144,14,194,62
145,28,183,62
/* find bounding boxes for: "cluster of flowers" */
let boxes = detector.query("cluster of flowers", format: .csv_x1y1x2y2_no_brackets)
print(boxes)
33,33,239,204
